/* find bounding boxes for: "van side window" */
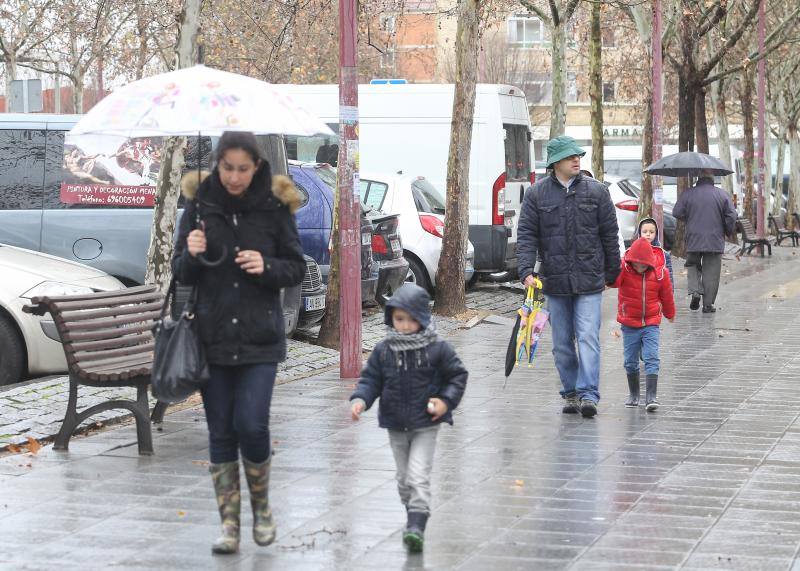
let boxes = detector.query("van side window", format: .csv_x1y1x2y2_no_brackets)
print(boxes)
0,129,45,210
43,130,66,209
503,124,531,182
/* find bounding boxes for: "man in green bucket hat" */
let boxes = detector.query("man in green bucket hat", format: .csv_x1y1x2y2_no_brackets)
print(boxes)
517,135,621,418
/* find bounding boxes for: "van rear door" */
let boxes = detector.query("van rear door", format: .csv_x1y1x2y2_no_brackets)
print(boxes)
0,126,45,251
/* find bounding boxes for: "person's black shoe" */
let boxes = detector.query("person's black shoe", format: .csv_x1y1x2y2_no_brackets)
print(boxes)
702,305,716,313
562,394,580,414
580,399,597,418
690,295,701,311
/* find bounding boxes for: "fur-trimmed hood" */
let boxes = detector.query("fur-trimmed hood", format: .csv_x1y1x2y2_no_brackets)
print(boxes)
180,168,302,214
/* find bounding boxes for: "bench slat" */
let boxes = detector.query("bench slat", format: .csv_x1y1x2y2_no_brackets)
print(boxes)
30,284,158,305
86,363,153,382
79,353,154,376
70,341,156,364
67,331,154,354
57,301,164,323
61,310,162,332
51,292,164,312
63,322,154,343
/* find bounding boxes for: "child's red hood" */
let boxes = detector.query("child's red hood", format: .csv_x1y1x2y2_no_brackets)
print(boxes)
625,237,657,268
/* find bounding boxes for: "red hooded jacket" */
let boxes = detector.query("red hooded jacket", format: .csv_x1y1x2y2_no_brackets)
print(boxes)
612,238,676,327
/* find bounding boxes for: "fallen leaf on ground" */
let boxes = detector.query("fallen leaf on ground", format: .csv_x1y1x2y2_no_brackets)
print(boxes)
7,444,21,454
191,460,209,466
25,437,41,455
177,511,186,517
514,479,525,487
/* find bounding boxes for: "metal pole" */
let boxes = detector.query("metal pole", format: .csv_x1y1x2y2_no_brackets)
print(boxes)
756,0,766,240
338,0,362,379
652,0,664,245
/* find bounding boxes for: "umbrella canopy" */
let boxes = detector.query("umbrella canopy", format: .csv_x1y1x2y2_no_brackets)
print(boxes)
70,65,335,138
504,313,522,378
644,151,734,177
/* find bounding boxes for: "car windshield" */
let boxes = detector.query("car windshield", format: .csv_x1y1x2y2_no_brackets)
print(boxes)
314,164,338,190
411,179,446,214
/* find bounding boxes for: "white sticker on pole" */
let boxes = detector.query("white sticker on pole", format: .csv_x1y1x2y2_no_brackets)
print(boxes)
654,185,664,205
353,172,360,203
347,139,360,171
340,105,359,125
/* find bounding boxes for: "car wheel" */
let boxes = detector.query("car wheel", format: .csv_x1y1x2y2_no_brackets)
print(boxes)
405,257,431,293
467,272,481,288
0,316,25,386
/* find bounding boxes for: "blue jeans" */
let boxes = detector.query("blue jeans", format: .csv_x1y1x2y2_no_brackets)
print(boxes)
201,363,277,464
621,325,660,375
545,293,602,403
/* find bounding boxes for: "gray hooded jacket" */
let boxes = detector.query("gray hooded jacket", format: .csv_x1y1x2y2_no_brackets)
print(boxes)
672,179,737,253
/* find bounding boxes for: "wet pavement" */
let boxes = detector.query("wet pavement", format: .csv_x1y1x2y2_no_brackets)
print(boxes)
3,248,800,570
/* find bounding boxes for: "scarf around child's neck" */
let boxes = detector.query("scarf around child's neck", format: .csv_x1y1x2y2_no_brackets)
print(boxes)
385,322,439,352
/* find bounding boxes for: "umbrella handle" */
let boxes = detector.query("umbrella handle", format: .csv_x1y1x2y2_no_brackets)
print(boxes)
197,245,228,267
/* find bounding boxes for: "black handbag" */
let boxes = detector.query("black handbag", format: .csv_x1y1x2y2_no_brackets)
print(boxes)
151,278,210,403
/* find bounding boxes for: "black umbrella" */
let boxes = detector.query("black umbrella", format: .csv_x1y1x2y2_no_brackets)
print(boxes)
504,312,521,381
644,151,734,177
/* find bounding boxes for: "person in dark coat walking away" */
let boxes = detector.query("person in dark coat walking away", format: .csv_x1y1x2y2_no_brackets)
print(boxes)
517,136,621,417
672,171,737,313
172,131,307,555
610,238,676,411
350,284,468,553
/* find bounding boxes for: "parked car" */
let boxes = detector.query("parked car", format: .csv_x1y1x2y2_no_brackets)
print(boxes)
0,114,302,336
606,177,677,250
367,211,411,304
0,243,125,385
298,255,326,329
289,161,380,304
359,172,475,293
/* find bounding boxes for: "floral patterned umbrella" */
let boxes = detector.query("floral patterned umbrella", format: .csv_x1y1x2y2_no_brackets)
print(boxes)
70,65,334,138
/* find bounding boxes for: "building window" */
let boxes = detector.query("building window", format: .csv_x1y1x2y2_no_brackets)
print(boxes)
601,27,615,48
603,82,615,102
380,14,396,34
507,15,546,47
380,49,396,70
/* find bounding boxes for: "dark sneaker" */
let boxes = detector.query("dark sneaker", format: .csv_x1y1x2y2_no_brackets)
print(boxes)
690,295,701,311
580,399,597,417
562,394,580,414
702,305,716,313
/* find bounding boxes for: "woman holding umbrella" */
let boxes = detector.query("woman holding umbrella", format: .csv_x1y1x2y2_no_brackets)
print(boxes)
172,131,306,554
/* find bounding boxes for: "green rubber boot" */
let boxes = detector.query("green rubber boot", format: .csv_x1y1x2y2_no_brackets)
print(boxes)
243,457,277,546
209,461,241,555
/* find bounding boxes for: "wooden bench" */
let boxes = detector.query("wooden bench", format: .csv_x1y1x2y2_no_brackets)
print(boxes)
768,214,799,246
736,218,772,257
23,285,170,455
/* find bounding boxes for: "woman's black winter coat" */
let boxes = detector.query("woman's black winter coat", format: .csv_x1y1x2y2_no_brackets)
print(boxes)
172,164,306,365
351,339,468,430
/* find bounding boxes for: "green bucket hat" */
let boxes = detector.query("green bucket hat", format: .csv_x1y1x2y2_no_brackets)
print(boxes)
546,135,586,167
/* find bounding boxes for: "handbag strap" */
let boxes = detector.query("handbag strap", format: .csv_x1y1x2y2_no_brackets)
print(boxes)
160,277,199,320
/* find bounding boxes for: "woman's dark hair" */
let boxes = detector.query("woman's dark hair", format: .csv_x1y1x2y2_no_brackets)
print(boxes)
216,131,264,165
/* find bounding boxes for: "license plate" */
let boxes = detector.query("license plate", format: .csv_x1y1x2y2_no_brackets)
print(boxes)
390,238,401,252
304,295,326,311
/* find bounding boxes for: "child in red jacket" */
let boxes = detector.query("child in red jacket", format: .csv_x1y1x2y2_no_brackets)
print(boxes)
611,237,676,411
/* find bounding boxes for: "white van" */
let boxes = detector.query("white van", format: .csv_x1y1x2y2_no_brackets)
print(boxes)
275,83,536,275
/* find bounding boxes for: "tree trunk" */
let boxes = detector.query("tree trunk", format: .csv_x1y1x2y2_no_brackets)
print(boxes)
72,77,84,114
434,0,479,316
773,128,787,219
671,71,696,259
640,93,654,219
135,3,149,80
549,21,568,139
788,124,800,230
588,0,603,182
764,111,773,219
741,68,755,224
694,87,710,154
710,78,734,199
4,53,17,102
144,0,202,292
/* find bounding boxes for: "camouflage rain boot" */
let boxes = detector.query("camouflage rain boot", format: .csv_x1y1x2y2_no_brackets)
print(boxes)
243,457,277,546
645,374,660,412
625,372,640,408
209,461,241,555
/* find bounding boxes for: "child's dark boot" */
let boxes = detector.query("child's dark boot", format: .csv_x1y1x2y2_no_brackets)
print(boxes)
403,511,428,552
645,374,660,412
625,372,640,407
